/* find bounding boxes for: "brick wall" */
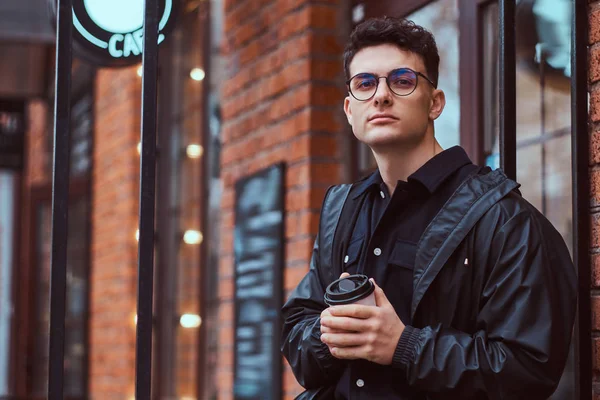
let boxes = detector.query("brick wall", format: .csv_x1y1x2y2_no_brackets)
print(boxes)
89,66,141,400
218,0,350,398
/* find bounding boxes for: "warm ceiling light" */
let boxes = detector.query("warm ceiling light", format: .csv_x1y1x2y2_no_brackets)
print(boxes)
135,229,139,241
186,144,203,159
183,230,203,245
137,65,143,77
180,314,202,328
137,142,141,155
190,67,205,81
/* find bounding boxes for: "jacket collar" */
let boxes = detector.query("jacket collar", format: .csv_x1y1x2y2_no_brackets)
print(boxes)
352,146,472,199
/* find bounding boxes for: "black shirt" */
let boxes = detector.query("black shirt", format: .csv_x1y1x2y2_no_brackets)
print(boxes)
334,146,479,400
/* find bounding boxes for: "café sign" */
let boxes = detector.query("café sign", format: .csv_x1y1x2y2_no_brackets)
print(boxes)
49,0,177,67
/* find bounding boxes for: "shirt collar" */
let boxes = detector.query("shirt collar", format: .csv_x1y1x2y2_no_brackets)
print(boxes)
352,146,473,199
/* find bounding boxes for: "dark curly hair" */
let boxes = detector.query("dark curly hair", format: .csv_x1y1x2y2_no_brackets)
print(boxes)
343,16,440,88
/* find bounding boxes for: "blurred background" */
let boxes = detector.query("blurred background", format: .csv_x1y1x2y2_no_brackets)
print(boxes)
0,0,580,399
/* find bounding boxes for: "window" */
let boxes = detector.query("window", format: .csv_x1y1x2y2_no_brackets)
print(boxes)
481,1,575,397
153,1,210,398
23,60,94,400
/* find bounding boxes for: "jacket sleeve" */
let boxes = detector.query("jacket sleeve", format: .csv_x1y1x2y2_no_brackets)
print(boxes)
280,233,346,390
396,208,578,399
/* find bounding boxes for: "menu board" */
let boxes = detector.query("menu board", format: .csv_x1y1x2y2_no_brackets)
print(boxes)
233,163,284,400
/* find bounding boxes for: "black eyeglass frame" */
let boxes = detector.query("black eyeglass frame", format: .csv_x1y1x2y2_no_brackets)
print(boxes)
345,67,437,101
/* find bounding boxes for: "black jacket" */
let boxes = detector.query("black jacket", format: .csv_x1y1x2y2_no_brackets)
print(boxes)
281,168,577,399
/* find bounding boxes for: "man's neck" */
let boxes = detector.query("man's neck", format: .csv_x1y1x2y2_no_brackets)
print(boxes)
372,136,444,196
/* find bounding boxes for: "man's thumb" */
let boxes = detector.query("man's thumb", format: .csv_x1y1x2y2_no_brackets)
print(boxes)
339,272,350,279
371,279,390,307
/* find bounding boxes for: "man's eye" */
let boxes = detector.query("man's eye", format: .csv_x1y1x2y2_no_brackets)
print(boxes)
357,80,375,88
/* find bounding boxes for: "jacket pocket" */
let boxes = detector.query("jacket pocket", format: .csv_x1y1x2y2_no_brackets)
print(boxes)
342,235,364,273
389,240,417,270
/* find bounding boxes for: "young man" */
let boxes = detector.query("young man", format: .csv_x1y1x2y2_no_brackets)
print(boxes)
280,16,577,400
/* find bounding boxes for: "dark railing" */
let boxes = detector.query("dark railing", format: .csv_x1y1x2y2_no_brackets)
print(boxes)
134,0,160,398
48,0,72,398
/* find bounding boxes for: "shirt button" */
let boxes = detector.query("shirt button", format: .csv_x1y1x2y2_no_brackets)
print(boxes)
356,379,365,388
344,255,349,263
373,248,382,256
380,190,385,199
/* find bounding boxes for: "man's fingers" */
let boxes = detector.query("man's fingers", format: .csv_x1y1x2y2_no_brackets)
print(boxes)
328,304,375,319
320,325,349,335
371,279,392,307
321,316,368,332
321,332,366,347
340,272,350,279
330,345,367,361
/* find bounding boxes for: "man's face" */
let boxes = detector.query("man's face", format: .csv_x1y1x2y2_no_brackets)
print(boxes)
344,44,444,149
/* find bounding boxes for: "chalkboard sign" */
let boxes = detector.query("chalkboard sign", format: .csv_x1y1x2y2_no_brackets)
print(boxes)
0,100,25,170
233,163,284,400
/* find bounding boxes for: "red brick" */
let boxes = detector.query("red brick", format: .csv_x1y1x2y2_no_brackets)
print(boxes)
594,337,600,374
593,213,600,248
592,44,600,83
592,129,600,165
286,236,315,263
591,88,600,123
593,168,600,207
592,5,600,44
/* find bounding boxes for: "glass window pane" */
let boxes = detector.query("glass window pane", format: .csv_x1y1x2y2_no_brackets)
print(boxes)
31,197,90,398
0,172,17,397
482,1,575,397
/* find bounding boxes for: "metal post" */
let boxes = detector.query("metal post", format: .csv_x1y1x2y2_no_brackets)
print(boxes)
135,0,160,398
47,0,72,398
499,0,516,181
571,0,591,398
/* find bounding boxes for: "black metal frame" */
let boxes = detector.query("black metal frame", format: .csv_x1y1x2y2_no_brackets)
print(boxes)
572,0,591,398
135,1,160,399
48,0,73,398
498,0,516,180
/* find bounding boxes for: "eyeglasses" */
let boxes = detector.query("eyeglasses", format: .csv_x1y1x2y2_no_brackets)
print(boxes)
346,67,436,101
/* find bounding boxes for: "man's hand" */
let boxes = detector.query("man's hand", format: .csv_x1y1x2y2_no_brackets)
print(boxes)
320,279,405,365
320,273,351,335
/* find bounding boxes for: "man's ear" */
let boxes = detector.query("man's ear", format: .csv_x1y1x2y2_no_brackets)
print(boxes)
429,89,446,121
344,96,353,126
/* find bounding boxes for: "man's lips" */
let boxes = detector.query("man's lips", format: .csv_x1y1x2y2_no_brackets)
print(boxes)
369,114,398,122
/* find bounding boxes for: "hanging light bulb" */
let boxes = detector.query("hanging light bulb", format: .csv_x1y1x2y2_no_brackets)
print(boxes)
190,67,205,81
137,142,141,155
186,144,203,159
137,65,143,77
183,230,203,245
180,314,202,328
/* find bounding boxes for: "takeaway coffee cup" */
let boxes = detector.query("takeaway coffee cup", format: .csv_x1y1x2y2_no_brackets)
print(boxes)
324,274,376,306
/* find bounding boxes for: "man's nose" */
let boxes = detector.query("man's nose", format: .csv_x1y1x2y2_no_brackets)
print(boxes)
373,77,393,105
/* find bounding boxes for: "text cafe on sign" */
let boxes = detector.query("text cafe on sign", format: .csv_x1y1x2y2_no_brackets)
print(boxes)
49,0,178,67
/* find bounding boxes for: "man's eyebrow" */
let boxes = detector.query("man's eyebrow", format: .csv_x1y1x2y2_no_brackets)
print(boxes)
354,67,409,76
